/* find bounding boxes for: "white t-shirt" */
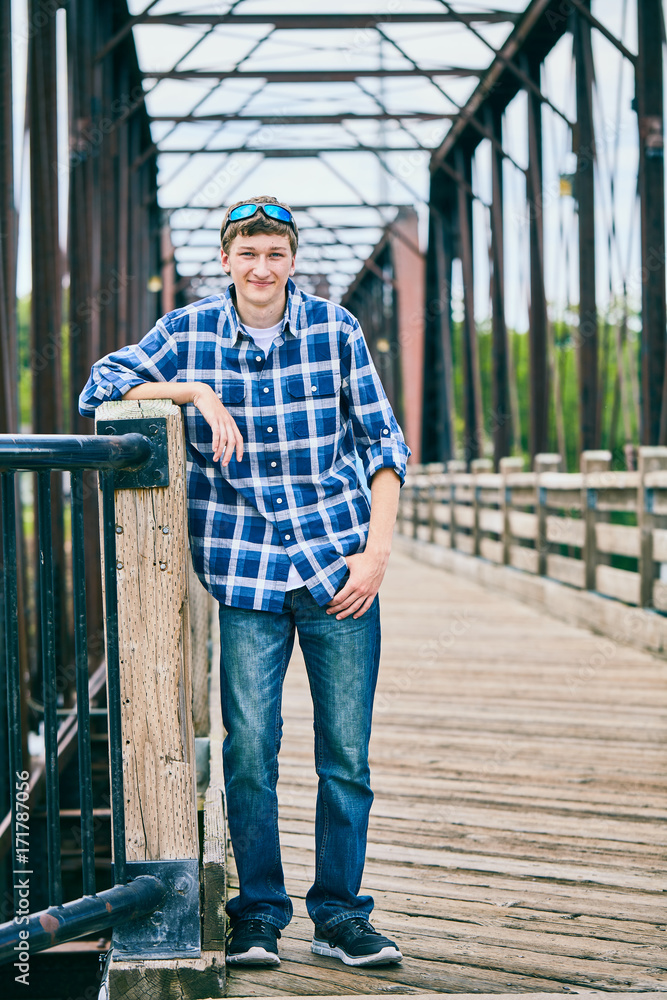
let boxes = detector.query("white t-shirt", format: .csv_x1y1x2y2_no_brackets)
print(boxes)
242,322,306,592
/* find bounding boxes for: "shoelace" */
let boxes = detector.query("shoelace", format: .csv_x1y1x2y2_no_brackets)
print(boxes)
227,918,280,943
340,916,375,937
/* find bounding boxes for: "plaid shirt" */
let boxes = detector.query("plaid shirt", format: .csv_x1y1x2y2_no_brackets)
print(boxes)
79,280,410,612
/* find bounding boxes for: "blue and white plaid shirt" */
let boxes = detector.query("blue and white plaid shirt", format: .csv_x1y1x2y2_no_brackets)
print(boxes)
79,280,410,612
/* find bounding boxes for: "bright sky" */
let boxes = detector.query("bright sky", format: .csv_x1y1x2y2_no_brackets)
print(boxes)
11,0,662,335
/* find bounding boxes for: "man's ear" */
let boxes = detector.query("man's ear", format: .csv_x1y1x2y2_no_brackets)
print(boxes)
290,254,296,276
221,248,231,275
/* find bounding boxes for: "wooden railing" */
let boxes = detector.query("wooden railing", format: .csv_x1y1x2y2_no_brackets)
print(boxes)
398,448,667,612
94,400,225,998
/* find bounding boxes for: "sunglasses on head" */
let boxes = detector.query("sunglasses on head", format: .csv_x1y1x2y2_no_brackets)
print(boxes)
222,203,296,235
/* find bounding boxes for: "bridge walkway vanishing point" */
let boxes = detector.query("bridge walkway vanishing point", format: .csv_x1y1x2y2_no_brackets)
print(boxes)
220,547,667,996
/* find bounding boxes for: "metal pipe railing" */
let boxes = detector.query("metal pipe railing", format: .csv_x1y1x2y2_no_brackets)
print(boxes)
0,432,155,962
0,875,166,965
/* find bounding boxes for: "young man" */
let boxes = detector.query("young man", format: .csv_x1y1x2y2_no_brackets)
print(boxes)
79,196,410,968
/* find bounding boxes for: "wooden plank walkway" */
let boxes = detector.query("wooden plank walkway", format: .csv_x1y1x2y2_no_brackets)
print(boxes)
221,549,667,995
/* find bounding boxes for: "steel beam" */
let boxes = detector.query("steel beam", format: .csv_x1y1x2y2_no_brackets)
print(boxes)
29,0,62,437
455,148,483,464
0,0,17,434
431,0,569,170
158,146,425,156
150,68,482,82
573,1,598,451
151,112,453,125
488,106,512,468
138,13,520,28
636,0,667,445
525,54,549,460
422,175,455,464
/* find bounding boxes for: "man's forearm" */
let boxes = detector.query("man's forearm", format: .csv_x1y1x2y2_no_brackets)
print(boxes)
124,381,206,406
365,467,401,556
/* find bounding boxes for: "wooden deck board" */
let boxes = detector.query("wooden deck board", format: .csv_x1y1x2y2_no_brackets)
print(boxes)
222,550,667,995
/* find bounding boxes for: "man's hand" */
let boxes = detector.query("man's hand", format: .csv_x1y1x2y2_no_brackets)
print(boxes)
192,383,244,466
326,549,390,620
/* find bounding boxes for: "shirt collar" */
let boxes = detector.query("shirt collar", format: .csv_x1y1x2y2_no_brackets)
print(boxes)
221,278,307,344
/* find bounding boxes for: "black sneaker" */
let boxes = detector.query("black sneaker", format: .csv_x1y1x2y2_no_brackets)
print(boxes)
226,918,281,966
312,916,402,966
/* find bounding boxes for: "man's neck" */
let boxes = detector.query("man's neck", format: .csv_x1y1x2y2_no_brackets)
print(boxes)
233,291,288,330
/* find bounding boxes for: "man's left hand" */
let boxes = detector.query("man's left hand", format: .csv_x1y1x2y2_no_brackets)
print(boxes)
326,549,390,620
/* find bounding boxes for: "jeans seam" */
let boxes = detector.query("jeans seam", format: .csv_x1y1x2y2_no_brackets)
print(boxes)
312,697,329,889
265,624,293,906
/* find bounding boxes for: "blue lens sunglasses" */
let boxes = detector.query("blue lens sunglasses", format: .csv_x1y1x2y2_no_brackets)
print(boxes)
222,203,296,235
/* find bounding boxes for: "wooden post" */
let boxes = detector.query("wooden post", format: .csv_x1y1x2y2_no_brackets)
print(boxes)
534,454,562,576
500,456,524,566
96,399,224,998
581,449,611,592
638,446,667,607
447,460,466,549
471,458,492,557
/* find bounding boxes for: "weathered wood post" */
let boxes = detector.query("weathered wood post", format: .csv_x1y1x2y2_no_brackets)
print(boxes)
534,454,561,576
500,456,524,566
581,450,611,593
638,446,667,608
95,399,225,999
471,458,492,557
447,460,466,549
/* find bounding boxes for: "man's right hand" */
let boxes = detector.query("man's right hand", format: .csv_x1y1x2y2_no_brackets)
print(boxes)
191,383,244,466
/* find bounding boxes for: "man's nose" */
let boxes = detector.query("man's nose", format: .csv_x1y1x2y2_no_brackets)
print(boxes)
252,256,271,276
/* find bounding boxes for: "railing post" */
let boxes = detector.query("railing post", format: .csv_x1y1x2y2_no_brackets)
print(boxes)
581,450,611,592
447,460,465,549
471,458,492,557
95,400,224,995
638,446,667,608
500,457,524,566
534,454,561,576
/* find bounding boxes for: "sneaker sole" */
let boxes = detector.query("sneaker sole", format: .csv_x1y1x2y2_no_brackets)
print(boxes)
226,946,280,966
311,938,402,966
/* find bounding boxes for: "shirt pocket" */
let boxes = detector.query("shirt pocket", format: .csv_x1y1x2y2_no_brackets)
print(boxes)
220,378,247,410
287,371,341,439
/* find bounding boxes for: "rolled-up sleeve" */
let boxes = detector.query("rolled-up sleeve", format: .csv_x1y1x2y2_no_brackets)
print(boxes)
78,319,179,418
340,321,411,485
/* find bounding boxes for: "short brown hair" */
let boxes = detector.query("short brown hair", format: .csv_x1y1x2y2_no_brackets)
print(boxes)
220,196,298,255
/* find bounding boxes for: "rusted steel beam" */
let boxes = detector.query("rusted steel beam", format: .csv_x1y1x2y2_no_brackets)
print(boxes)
431,0,570,170
151,68,483,82
525,54,549,460
568,0,637,64
636,0,667,445
158,146,426,156
455,148,483,465
29,0,62,436
488,106,512,468
423,173,455,465
137,12,520,28
0,0,17,434
151,113,453,124
573,1,598,451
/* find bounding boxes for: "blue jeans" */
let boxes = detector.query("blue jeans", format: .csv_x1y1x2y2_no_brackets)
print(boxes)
218,585,380,931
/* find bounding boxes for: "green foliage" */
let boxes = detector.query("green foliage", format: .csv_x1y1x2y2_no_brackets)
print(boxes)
451,309,641,471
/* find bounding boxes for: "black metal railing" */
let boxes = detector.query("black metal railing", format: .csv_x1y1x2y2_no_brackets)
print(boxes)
0,432,163,964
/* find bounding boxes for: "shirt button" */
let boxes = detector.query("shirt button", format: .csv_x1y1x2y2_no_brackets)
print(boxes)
263,387,270,393
311,385,317,392
267,426,273,433
276,498,283,504
383,428,389,435
271,461,277,468
285,533,291,541
256,355,262,362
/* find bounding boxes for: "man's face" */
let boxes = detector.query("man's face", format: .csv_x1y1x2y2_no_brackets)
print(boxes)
221,233,296,314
